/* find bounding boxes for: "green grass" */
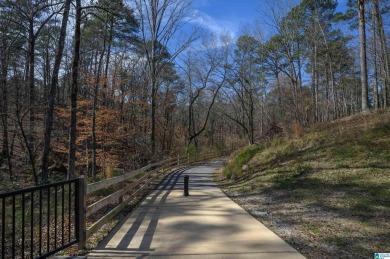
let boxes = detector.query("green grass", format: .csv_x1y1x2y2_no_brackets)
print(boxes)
222,145,263,179
217,109,390,259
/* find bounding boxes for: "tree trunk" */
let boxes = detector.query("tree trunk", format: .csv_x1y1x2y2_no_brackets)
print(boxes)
41,0,72,183
372,4,379,110
325,68,330,121
275,72,282,106
102,17,114,107
311,44,319,122
150,37,157,156
373,0,389,108
188,82,224,146
358,0,370,113
19,118,39,185
68,0,81,179
92,40,106,178
28,21,36,146
0,30,12,178
188,95,195,146
249,88,255,144
329,55,337,119
151,82,157,154
42,43,50,104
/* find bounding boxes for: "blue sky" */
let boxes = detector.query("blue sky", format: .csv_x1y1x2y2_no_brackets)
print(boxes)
189,0,349,40
191,0,260,38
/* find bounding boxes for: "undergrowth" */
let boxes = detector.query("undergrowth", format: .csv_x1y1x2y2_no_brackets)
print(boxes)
222,145,263,179
218,109,390,259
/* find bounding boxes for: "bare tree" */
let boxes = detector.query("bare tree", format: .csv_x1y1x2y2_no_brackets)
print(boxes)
68,0,81,179
0,17,13,178
1,0,62,143
224,34,262,145
358,0,370,113
264,0,307,124
41,0,72,183
134,0,199,156
180,33,231,148
372,2,379,110
372,0,389,108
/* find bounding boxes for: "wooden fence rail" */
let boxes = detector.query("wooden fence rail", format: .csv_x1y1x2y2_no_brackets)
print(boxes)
79,149,230,247
0,149,231,258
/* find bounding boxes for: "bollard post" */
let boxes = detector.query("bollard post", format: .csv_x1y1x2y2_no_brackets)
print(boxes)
184,175,189,196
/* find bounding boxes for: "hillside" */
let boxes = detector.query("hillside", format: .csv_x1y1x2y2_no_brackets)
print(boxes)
216,109,390,259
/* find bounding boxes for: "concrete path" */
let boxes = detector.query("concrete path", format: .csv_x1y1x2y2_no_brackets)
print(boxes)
87,161,305,259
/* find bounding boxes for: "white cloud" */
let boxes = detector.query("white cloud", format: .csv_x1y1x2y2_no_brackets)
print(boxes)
186,9,238,39
192,0,210,8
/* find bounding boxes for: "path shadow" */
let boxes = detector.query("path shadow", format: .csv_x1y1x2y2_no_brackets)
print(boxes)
92,166,190,257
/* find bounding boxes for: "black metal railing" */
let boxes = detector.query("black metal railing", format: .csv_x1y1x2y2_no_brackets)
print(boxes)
0,149,231,257
0,177,84,259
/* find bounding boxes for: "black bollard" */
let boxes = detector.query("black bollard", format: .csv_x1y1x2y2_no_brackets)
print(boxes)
184,175,189,196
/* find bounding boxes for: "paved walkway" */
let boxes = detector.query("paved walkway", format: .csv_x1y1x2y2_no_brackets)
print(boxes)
87,161,305,258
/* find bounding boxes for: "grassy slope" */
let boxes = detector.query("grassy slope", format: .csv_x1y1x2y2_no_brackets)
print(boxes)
217,109,390,259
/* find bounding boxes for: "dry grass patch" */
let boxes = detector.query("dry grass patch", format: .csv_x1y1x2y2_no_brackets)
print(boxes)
216,110,390,259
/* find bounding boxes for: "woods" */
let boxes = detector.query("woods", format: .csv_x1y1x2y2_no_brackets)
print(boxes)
0,0,389,187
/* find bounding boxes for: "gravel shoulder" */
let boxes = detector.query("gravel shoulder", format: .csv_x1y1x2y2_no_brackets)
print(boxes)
215,169,390,259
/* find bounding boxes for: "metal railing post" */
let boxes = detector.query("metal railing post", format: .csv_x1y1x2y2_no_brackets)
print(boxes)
77,175,86,250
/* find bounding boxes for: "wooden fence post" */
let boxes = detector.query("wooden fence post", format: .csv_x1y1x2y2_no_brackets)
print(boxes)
119,169,124,204
77,175,86,250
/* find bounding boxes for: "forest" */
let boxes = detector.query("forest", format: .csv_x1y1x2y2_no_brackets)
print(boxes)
0,0,389,187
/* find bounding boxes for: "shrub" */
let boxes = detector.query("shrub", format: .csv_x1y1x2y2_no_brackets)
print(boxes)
185,143,196,156
223,145,262,179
